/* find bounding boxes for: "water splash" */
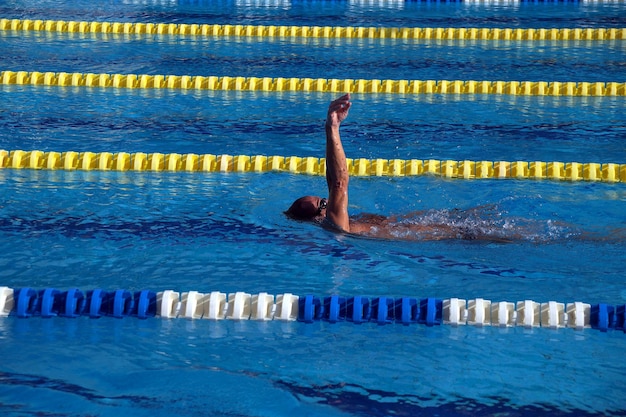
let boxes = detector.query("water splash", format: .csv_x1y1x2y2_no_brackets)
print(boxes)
359,205,578,243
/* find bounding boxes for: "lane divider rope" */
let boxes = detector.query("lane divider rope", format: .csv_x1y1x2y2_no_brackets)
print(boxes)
1,149,624,182
2,71,625,96
1,18,624,41
0,287,623,333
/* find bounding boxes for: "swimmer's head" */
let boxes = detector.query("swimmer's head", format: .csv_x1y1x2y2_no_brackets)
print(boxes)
285,196,327,222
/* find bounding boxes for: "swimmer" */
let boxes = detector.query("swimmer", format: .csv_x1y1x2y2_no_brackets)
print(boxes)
285,93,505,241
284,94,589,242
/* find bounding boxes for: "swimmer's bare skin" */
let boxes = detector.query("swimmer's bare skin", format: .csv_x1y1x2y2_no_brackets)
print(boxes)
346,213,456,240
286,94,451,239
285,94,527,242
324,93,352,232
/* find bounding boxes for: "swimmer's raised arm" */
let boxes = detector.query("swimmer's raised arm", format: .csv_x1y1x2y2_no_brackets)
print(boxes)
325,93,352,232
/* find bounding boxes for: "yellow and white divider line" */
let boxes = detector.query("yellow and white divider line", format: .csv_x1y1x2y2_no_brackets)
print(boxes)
2,71,625,96
0,149,624,182
1,18,624,41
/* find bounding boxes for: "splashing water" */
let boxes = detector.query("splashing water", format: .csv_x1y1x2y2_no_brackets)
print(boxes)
356,205,578,243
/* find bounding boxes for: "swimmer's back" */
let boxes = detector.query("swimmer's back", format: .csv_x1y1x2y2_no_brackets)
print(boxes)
346,213,456,241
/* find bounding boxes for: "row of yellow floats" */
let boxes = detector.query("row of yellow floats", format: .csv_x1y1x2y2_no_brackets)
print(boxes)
2,71,624,96
1,150,624,182
1,18,625,41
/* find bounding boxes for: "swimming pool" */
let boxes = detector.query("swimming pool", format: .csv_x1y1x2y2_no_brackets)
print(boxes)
1,1,625,416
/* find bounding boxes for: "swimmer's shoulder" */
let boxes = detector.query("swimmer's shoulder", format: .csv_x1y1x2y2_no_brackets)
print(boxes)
348,220,376,235
320,215,374,236
351,213,388,224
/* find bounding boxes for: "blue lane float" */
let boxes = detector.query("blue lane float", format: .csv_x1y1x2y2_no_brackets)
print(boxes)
0,287,624,333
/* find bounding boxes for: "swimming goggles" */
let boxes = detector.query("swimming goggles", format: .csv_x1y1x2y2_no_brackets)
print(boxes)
318,198,328,214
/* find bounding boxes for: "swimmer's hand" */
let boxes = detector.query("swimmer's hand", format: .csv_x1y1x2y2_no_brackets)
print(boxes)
326,93,351,128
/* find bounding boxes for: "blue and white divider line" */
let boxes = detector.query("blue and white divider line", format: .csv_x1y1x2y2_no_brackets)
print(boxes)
0,287,624,333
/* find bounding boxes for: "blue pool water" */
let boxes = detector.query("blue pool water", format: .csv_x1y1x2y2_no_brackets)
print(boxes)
1,0,626,28
2,32,625,82
1,89,624,162
1,1,625,416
